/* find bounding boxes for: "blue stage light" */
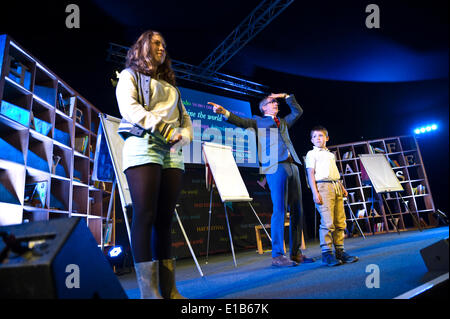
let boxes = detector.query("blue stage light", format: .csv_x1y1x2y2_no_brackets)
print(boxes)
108,246,123,258
414,123,438,135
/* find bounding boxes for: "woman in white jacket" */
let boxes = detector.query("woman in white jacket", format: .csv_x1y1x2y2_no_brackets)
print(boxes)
115,30,192,299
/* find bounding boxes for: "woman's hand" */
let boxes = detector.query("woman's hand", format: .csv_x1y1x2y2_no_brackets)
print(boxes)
169,133,183,153
169,133,183,145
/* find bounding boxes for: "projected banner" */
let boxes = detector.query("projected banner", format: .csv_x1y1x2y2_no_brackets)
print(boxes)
179,87,258,167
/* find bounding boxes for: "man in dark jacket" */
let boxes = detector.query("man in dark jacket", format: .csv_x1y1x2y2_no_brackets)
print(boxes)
209,93,314,267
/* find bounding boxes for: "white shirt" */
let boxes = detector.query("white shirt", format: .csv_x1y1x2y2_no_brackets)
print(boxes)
305,146,341,181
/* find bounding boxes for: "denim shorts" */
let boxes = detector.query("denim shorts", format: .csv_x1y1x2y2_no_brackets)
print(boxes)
122,130,184,172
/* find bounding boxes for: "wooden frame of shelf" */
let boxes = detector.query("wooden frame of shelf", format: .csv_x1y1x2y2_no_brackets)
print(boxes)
0,34,114,247
328,135,437,237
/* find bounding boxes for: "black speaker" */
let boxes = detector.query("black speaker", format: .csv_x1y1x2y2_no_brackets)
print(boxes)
0,217,128,299
420,237,449,272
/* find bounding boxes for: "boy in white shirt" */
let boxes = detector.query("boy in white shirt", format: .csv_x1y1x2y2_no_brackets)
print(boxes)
305,125,359,266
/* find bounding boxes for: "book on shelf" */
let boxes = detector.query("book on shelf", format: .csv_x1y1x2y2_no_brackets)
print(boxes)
93,180,106,190
105,223,113,245
73,176,82,183
370,145,385,154
374,222,384,233
387,157,400,167
57,93,76,117
30,111,52,136
342,151,353,159
24,181,48,208
413,184,426,195
75,136,89,154
357,208,366,218
69,97,76,117
8,57,32,90
33,117,52,136
57,93,67,114
75,108,84,125
0,100,30,126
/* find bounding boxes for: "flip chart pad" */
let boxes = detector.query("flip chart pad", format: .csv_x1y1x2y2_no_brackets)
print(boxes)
359,154,404,193
202,142,252,203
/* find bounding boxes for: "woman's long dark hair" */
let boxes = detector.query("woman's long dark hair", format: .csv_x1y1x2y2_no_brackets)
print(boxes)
126,30,176,85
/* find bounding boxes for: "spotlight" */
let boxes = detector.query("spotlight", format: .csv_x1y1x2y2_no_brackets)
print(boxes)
414,123,438,135
108,246,123,258
106,246,125,272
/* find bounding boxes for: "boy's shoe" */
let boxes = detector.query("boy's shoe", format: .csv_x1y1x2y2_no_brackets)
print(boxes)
322,251,343,267
272,255,298,267
335,249,359,263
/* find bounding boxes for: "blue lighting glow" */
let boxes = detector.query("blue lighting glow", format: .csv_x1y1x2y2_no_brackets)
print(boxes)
108,246,123,258
414,124,438,135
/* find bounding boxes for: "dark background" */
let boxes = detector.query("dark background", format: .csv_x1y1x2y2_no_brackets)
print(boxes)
1,0,448,256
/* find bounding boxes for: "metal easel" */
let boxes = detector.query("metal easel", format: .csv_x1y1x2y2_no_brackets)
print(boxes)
203,142,270,267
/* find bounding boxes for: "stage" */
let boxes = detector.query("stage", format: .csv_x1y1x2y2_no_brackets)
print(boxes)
118,226,448,299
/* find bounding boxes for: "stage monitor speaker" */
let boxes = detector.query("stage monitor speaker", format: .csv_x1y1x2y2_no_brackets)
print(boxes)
420,237,449,272
0,217,128,299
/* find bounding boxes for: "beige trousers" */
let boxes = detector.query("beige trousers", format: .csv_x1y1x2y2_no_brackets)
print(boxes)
316,182,347,253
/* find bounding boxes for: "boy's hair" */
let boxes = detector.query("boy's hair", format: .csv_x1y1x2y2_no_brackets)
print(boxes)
310,125,328,138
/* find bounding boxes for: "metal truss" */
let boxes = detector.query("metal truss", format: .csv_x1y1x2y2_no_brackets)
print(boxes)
198,0,294,73
105,0,294,97
106,42,269,97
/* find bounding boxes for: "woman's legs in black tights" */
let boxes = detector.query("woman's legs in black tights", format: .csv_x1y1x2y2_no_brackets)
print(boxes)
152,168,184,260
125,163,183,263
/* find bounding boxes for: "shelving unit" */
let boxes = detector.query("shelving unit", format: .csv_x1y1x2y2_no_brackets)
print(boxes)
328,135,437,237
0,34,114,247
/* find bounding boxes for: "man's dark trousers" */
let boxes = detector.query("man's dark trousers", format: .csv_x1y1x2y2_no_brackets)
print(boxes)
266,161,304,258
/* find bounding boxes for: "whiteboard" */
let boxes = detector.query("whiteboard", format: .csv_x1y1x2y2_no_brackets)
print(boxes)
202,142,252,203
92,114,132,208
359,154,404,193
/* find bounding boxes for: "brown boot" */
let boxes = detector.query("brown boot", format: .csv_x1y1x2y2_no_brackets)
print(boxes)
159,259,186,299
291,254,316,264
134,260,163,299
